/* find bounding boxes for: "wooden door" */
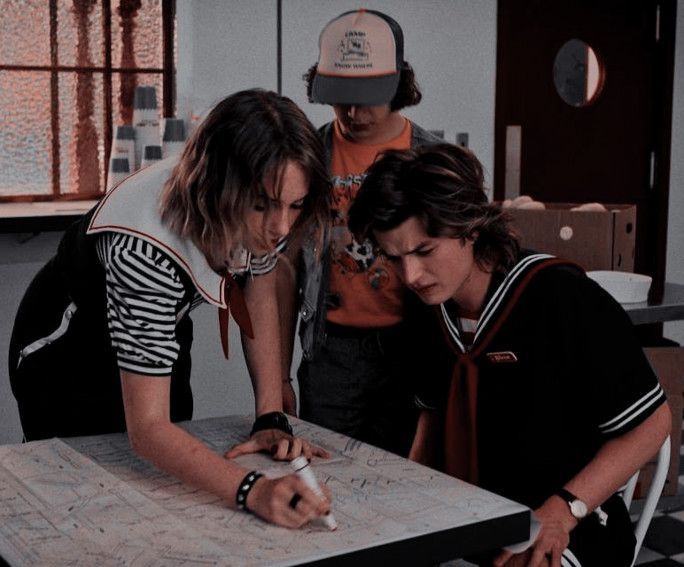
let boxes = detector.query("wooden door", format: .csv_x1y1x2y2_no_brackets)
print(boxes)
494,0,676,299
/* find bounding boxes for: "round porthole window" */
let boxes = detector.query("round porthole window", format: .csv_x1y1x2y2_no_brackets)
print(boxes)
553,39,604,107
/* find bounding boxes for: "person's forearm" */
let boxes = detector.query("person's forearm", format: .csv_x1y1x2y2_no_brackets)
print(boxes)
121,371,248,505
242,270,284,415
512,402,674,564
561,402,671,511
128,417,247,504
409,409,440,464
277,234,303,383
276,247,301,415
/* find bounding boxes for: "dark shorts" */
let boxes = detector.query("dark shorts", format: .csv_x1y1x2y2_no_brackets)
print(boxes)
9,259,193,441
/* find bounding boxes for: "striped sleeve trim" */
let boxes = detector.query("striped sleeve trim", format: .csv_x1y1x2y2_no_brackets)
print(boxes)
117,360,175,376
414,395,437,411
561,548,582,567
98,232,188,375
598,383,666,435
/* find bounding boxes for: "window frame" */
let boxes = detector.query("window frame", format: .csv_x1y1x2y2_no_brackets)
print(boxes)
0,0,175,203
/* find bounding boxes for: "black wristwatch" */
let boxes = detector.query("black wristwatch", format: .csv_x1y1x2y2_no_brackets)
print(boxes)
554,488,588,520
250,411,293,436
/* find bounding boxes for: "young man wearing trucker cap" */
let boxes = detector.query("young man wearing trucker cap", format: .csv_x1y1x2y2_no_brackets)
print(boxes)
279,8,442,456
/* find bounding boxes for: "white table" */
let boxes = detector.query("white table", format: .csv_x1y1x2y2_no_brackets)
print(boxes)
0,416,530,566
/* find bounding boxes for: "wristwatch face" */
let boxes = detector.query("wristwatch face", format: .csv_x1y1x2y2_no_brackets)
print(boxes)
569,499,588,519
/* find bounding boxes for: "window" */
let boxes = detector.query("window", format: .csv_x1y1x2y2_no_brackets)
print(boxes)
0,0,175,201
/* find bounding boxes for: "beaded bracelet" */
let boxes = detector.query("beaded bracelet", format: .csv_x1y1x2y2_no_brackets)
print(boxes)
235,470,263,512
250,411,293,436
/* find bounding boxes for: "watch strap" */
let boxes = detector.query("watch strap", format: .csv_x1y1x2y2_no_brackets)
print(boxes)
555,488,608,525
554,487,579,504
250,411,293,436
554,487,588,520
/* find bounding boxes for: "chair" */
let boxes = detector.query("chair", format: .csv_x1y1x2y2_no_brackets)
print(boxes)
620,435,671,566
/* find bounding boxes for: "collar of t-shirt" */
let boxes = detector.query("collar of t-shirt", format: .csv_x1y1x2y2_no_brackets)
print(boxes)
330,117,411,175
447,269,507,348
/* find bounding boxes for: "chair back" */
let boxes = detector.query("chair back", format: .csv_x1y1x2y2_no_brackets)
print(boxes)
620,435,671,566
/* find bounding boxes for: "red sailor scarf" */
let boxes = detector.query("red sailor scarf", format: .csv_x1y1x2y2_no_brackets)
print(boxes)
437,254,578,484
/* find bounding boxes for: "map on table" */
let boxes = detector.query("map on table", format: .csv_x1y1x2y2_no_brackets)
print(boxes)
0,415,528,566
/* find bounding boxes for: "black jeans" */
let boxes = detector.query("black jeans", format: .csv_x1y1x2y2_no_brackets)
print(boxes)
297,321,419,457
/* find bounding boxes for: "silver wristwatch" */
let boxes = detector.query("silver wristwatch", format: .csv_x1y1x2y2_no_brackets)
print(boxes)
555,488,609,526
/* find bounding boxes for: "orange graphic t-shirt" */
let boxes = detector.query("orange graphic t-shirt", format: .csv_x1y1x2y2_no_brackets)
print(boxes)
326,118,412,328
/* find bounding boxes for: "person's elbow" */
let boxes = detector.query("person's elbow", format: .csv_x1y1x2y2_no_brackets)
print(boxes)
650,401,672,446
633,401,673,460
125,423,150,458
124,415,164,460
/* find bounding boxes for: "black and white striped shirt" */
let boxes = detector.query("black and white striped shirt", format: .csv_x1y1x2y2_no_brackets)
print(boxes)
96,232,285,375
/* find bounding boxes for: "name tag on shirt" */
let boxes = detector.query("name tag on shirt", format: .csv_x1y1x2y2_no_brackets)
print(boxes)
486,351,518,363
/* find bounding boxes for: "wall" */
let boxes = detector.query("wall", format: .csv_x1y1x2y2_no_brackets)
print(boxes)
175,0,278,127
0,232,63,444
665,1,684,346
0,0,681,444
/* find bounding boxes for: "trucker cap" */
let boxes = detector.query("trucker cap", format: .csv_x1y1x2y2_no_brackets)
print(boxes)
311,9,404,106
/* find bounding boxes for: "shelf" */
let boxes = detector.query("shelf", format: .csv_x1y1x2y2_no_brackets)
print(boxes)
0,201,97,233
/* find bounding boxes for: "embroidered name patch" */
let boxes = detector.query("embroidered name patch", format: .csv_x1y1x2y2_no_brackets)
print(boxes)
486,351,518,363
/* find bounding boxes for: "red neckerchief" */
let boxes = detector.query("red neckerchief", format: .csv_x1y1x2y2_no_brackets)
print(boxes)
219,277,254,358
438,255,577,484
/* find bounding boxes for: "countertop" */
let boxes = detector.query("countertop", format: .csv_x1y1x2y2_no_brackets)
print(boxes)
623,282,684,325
0,200,97,232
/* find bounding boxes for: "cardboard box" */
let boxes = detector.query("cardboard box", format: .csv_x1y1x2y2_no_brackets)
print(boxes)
634,347,684,498
505,203,636,272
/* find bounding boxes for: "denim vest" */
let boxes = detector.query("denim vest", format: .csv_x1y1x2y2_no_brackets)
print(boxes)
298,121,443,360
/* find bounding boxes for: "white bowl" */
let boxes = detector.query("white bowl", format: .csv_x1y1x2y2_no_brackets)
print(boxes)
587,270,652,304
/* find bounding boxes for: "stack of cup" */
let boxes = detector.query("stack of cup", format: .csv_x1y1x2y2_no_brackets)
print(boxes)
111,125,136,173
162,118,186,158
132,86,160,169
141,145,163,168
106,157,130,191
